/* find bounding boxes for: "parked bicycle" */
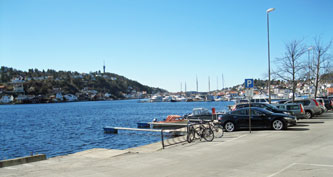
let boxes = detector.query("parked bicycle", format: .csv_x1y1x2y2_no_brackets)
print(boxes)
187,120,214,143
208,120,224,138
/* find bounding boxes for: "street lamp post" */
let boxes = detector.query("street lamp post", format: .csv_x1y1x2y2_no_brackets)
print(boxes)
266,8,275,104
308,47,313,97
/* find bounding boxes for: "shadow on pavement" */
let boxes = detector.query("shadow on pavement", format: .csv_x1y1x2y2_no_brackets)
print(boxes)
294,124,309,127
315,117,333,120
286,127,310,131
297,121,324,124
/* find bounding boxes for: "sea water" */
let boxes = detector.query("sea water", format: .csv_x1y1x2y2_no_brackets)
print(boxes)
0,100,233,160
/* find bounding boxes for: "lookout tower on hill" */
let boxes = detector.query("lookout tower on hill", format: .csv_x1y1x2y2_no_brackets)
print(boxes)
103,61,106,74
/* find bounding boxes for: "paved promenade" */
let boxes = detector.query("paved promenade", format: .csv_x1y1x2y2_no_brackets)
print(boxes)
1,112,333,177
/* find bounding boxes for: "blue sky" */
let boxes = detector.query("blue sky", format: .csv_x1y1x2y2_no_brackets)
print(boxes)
1,0,332,92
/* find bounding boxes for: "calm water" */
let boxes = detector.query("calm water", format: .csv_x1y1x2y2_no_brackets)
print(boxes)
0,100,233,160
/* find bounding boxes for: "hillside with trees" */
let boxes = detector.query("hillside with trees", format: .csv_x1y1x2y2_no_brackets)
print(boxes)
0,66,166,101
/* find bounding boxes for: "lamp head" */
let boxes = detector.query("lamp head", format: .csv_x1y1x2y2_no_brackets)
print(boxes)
266,8,275,13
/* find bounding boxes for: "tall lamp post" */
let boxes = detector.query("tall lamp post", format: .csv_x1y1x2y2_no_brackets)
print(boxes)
307,47,313,97
266,8,275,104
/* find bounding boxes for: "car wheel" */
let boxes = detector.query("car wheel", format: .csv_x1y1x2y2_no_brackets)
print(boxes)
272,119,284,130
224,121,235,132
305,111,312,119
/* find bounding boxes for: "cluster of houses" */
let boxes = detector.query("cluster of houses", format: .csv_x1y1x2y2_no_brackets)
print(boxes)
149,82,333,103
0,76,150,104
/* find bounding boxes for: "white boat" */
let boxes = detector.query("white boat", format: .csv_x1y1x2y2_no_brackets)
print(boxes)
174,95,187,102
64,94,78,102
150,95,163,102
0,95,14,104
162,96,172,102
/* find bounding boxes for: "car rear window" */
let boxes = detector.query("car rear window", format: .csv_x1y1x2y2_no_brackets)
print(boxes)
287,105,299,110
295,100,310,106
236,104,247,109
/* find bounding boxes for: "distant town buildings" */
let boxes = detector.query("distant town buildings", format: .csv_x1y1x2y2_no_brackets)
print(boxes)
1,66,333,105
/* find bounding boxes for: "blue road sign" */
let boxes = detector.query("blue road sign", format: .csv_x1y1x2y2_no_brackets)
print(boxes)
245,79,254,88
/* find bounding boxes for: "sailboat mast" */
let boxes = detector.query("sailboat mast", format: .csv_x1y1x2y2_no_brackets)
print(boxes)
217,76,219,91
196,75,198,92
208,76,210,93
180,82,182,93
222,73,224,90
185,81,187,93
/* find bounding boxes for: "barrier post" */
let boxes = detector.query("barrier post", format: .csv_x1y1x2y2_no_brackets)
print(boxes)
161,129,165,149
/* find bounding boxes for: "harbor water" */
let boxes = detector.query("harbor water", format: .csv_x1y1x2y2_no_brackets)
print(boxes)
0,100,233,160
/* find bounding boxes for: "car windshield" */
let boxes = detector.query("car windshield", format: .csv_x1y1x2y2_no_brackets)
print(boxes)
254,108,273,114
265,104,278,109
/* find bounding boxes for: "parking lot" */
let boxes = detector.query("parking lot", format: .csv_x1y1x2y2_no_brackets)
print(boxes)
1,111,333,177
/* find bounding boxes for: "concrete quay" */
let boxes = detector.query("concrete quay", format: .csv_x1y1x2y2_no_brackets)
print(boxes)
1,112,333,177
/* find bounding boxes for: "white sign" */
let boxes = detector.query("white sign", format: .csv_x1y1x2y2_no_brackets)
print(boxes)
245,88,253,98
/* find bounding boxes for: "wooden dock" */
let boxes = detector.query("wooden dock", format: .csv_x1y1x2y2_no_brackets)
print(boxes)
103,126,188,149
103,126,187,136
148,122,188,129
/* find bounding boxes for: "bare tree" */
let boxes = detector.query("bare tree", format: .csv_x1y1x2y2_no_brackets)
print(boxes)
274,40,307,102
311,38,332,98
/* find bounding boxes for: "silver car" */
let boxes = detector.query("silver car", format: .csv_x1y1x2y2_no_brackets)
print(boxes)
274,103,306,119
285,99,322,119
316,98,327,113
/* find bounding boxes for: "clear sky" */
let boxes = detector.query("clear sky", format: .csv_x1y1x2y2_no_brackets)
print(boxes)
1,0,332,92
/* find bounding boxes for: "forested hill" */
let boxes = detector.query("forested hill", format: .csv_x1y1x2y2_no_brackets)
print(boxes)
0,66,166,99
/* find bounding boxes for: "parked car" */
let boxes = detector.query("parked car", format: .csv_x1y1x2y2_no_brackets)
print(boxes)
274,103,306,119
277,99,288,104
323,98,333,110
272,99,287,104
250,98,269,103
284,99,322,119
316,98,328,113
235,103,293,115
219,107,297,132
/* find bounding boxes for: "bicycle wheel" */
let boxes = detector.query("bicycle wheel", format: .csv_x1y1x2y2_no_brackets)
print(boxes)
195,127,203,140
202,128,214,142
187,126,195,143
212,124,224,138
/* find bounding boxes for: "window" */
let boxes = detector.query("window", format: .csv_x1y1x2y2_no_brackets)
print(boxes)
294,100,310,106
193,110,201,115
287,105,299,110
236,104,248,109
251,109,263,116
232,109,248,115
258,104,265,108
303,100,310,106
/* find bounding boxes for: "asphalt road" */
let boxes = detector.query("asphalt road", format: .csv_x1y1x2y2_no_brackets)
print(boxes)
1,111,333,177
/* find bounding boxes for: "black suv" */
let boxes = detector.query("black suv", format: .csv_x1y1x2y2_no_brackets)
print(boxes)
235,103,292,115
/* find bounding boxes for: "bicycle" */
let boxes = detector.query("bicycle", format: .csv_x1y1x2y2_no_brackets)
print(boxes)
208,120,224,138
187,120,214,143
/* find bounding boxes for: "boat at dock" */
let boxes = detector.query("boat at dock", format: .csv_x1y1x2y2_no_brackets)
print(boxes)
184,108,224,122
150,95,163,102
149,115,188,129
